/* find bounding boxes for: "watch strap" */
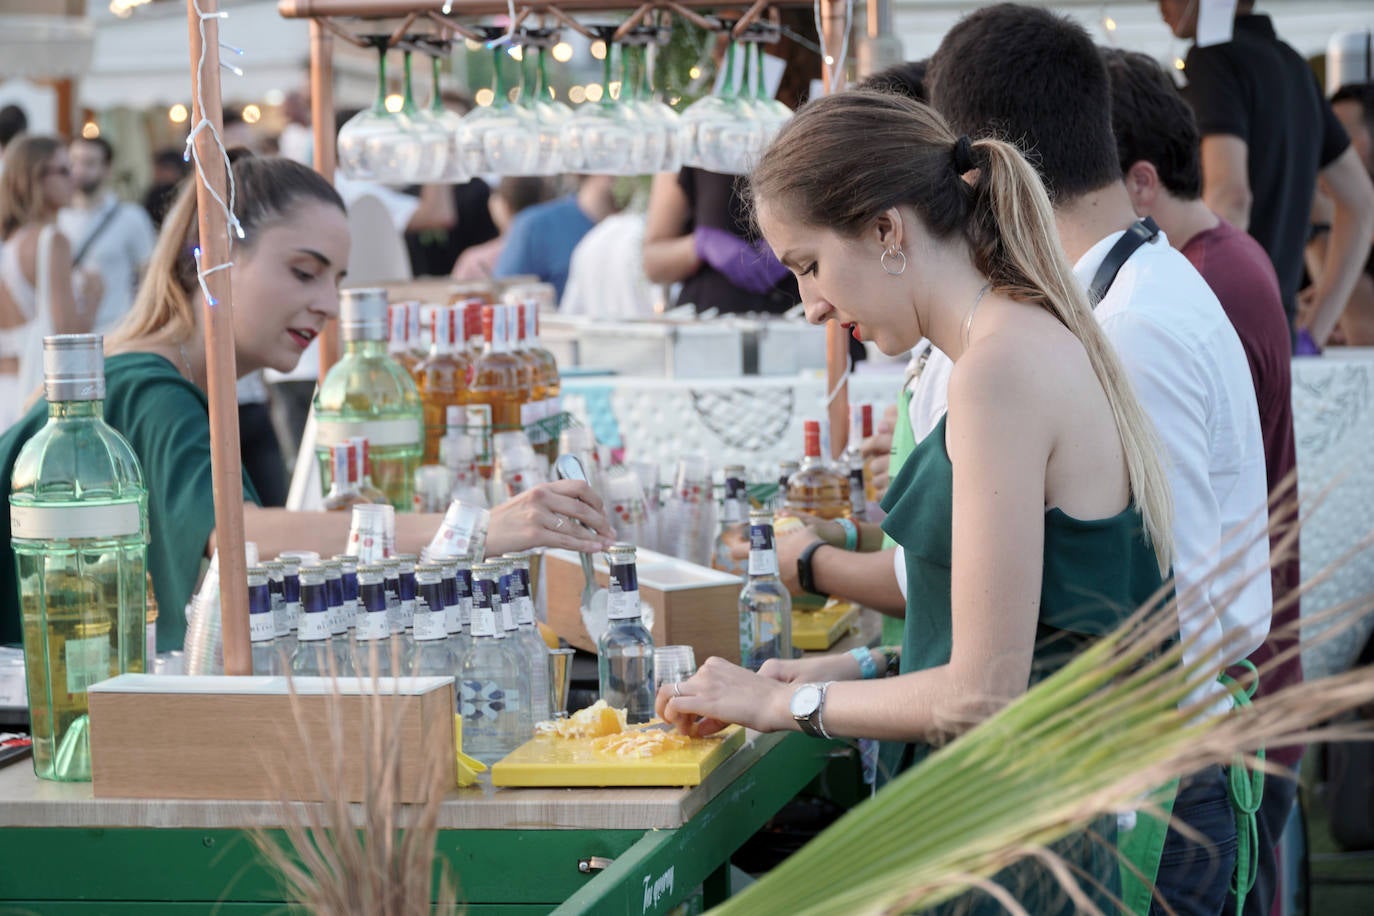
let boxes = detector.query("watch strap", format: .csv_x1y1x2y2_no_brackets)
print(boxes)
796,540,827,596
794,681,833,739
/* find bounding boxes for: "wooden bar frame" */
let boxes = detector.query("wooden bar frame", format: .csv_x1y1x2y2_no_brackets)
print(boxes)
168,0,852,676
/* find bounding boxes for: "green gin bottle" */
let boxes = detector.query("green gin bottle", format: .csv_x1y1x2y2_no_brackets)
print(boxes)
315,288,424,511
11,335,148,782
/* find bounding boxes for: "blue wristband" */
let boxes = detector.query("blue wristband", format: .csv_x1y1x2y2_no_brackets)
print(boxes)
836,517,859,552
850,647,878,679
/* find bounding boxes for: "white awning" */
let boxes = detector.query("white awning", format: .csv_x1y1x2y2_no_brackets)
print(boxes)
0,15,94,80
80,1,312,109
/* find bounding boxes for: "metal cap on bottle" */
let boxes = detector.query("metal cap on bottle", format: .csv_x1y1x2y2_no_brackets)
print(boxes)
340,288,389,341
43,334,105,402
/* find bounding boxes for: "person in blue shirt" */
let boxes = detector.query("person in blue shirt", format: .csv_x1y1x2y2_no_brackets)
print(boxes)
493,175,616,299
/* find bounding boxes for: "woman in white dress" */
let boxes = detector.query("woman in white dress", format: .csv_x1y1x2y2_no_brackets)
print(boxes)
0,135,101,429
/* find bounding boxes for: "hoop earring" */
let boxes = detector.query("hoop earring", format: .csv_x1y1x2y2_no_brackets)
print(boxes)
880,247,907,276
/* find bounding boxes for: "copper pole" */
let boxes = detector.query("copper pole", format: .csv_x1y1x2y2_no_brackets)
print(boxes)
185,0,250,675
310,19,341,383
819,0,849,457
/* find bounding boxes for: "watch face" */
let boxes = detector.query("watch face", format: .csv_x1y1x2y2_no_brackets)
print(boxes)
790,683,821,718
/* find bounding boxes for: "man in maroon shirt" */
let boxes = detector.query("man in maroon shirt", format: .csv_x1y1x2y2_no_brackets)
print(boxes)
1104,48,1299,916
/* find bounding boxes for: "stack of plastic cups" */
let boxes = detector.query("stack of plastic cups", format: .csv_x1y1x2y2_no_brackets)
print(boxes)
424,499,490,565
631,460,662,552
492,430,544,505
413,465,453,513
662,454,716,567
183,542,260,675
604,466,654,549
347,504,390,563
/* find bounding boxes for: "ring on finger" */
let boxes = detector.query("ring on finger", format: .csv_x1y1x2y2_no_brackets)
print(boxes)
554,514,566,529
673,682,683,698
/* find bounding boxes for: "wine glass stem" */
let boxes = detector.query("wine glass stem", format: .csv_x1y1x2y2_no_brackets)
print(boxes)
492,46,507,101
372,47,389,115
431,54,444,113
537,48,550,101
402,51,416,111
721,40,737,99
602,44,614,95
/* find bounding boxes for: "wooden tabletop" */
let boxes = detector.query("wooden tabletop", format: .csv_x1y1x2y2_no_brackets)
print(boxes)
0,731,787,834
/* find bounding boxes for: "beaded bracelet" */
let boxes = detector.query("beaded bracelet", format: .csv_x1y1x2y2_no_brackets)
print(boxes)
850,647,879,679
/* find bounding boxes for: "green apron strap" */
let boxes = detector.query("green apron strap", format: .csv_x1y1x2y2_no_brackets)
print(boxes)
1220,660,1265,916
1118,779,1180,914
881,388,918,645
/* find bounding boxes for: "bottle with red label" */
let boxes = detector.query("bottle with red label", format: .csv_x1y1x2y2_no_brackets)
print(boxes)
469,305,529,476
785,419,851,520
349,438,389,505
843,402,873,520
322,442,366,511
388,302,422,378
415,305,473,464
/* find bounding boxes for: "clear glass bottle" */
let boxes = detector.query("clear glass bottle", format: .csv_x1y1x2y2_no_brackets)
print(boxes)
523,301,561,421
278,555,303,651
504,552,551,723
249,566,285,675
597,544,656,724
410,564,457,677
510,303,544,437
352,564,395,678
712,464,750,576
785,420,852,520
416,305,473,465
443,555,474,661
322,560,354,676
290,566,335,677
776,459,799,512
333,554,360,630
459,562,532,764
739,509,793,671
12,335,148,782
315,288,424,510
843,403,872,521
495,558,521,640
469,304,528,477
322,442,365,512
439,405,489,508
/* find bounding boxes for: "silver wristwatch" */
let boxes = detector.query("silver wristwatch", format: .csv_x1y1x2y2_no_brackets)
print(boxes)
790,681,834,739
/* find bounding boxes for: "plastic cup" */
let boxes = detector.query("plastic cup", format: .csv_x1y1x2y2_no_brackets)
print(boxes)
547,647,576,718
653,645,697,689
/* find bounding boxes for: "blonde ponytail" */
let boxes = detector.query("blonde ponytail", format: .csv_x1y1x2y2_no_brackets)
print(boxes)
973,138,1173,574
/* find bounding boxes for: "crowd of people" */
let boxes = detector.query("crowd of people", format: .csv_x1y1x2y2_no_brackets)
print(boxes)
0,1,1371,913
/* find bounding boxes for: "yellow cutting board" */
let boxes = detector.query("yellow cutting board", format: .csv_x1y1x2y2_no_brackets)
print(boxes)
792,600,860,651
491,725,745,788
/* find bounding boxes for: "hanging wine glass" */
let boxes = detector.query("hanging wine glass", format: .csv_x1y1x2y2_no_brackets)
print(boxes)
744,38,792,155
337,39,404,180
680,25,759,175
422,39,470,183
561,25,642,175
457,28,540,176
636,28,682,173
518,30,571,176
621,37,674,175
393,48,450,183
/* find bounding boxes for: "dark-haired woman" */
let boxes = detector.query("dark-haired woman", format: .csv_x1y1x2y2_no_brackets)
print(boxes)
657,91,1176,913
0,156,614,652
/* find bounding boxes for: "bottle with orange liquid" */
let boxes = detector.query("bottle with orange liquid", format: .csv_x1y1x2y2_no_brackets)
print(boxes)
469,305,529,476
520,301,561,456
323,442,368,511
784,419,852,520
387,302,422,378
415,306,472,464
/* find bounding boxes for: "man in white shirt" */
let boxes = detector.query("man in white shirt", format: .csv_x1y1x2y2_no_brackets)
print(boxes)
59,137,157,333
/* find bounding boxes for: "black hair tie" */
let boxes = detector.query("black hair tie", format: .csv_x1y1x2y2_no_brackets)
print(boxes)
952,135,976,174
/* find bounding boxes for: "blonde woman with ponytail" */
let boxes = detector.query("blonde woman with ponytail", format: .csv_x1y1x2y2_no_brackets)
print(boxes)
656,90,1173,912
0,154,613,655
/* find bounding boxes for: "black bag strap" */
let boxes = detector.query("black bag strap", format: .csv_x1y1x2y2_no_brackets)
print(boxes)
72,201,122,268
1087,217,1161,307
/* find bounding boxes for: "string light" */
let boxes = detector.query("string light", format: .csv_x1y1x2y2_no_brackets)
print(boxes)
591,40,607,60
688,66,701,80
586,83,604,103
81,121,100,139
1104,17,1118,32
169,103,189,123
182,0,245,320
552,42,574,63
475,87,495,106
1174,57,1186,70
384,93,404,113
568,85,587,104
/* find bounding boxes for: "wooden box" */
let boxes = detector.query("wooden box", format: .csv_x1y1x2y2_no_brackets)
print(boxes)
88,675,455,802
544,547,743,664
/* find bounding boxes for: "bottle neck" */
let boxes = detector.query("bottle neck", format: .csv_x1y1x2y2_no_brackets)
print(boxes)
49,399,104,419
748,524,779,577
346,337,388,358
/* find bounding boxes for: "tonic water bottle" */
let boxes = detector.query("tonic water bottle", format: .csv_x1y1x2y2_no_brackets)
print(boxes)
11,335,148,781
459,563,531,764
739,509,793,670
290,566,334,677
315,288,423,510
597,544,655,723
248,566,285,675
